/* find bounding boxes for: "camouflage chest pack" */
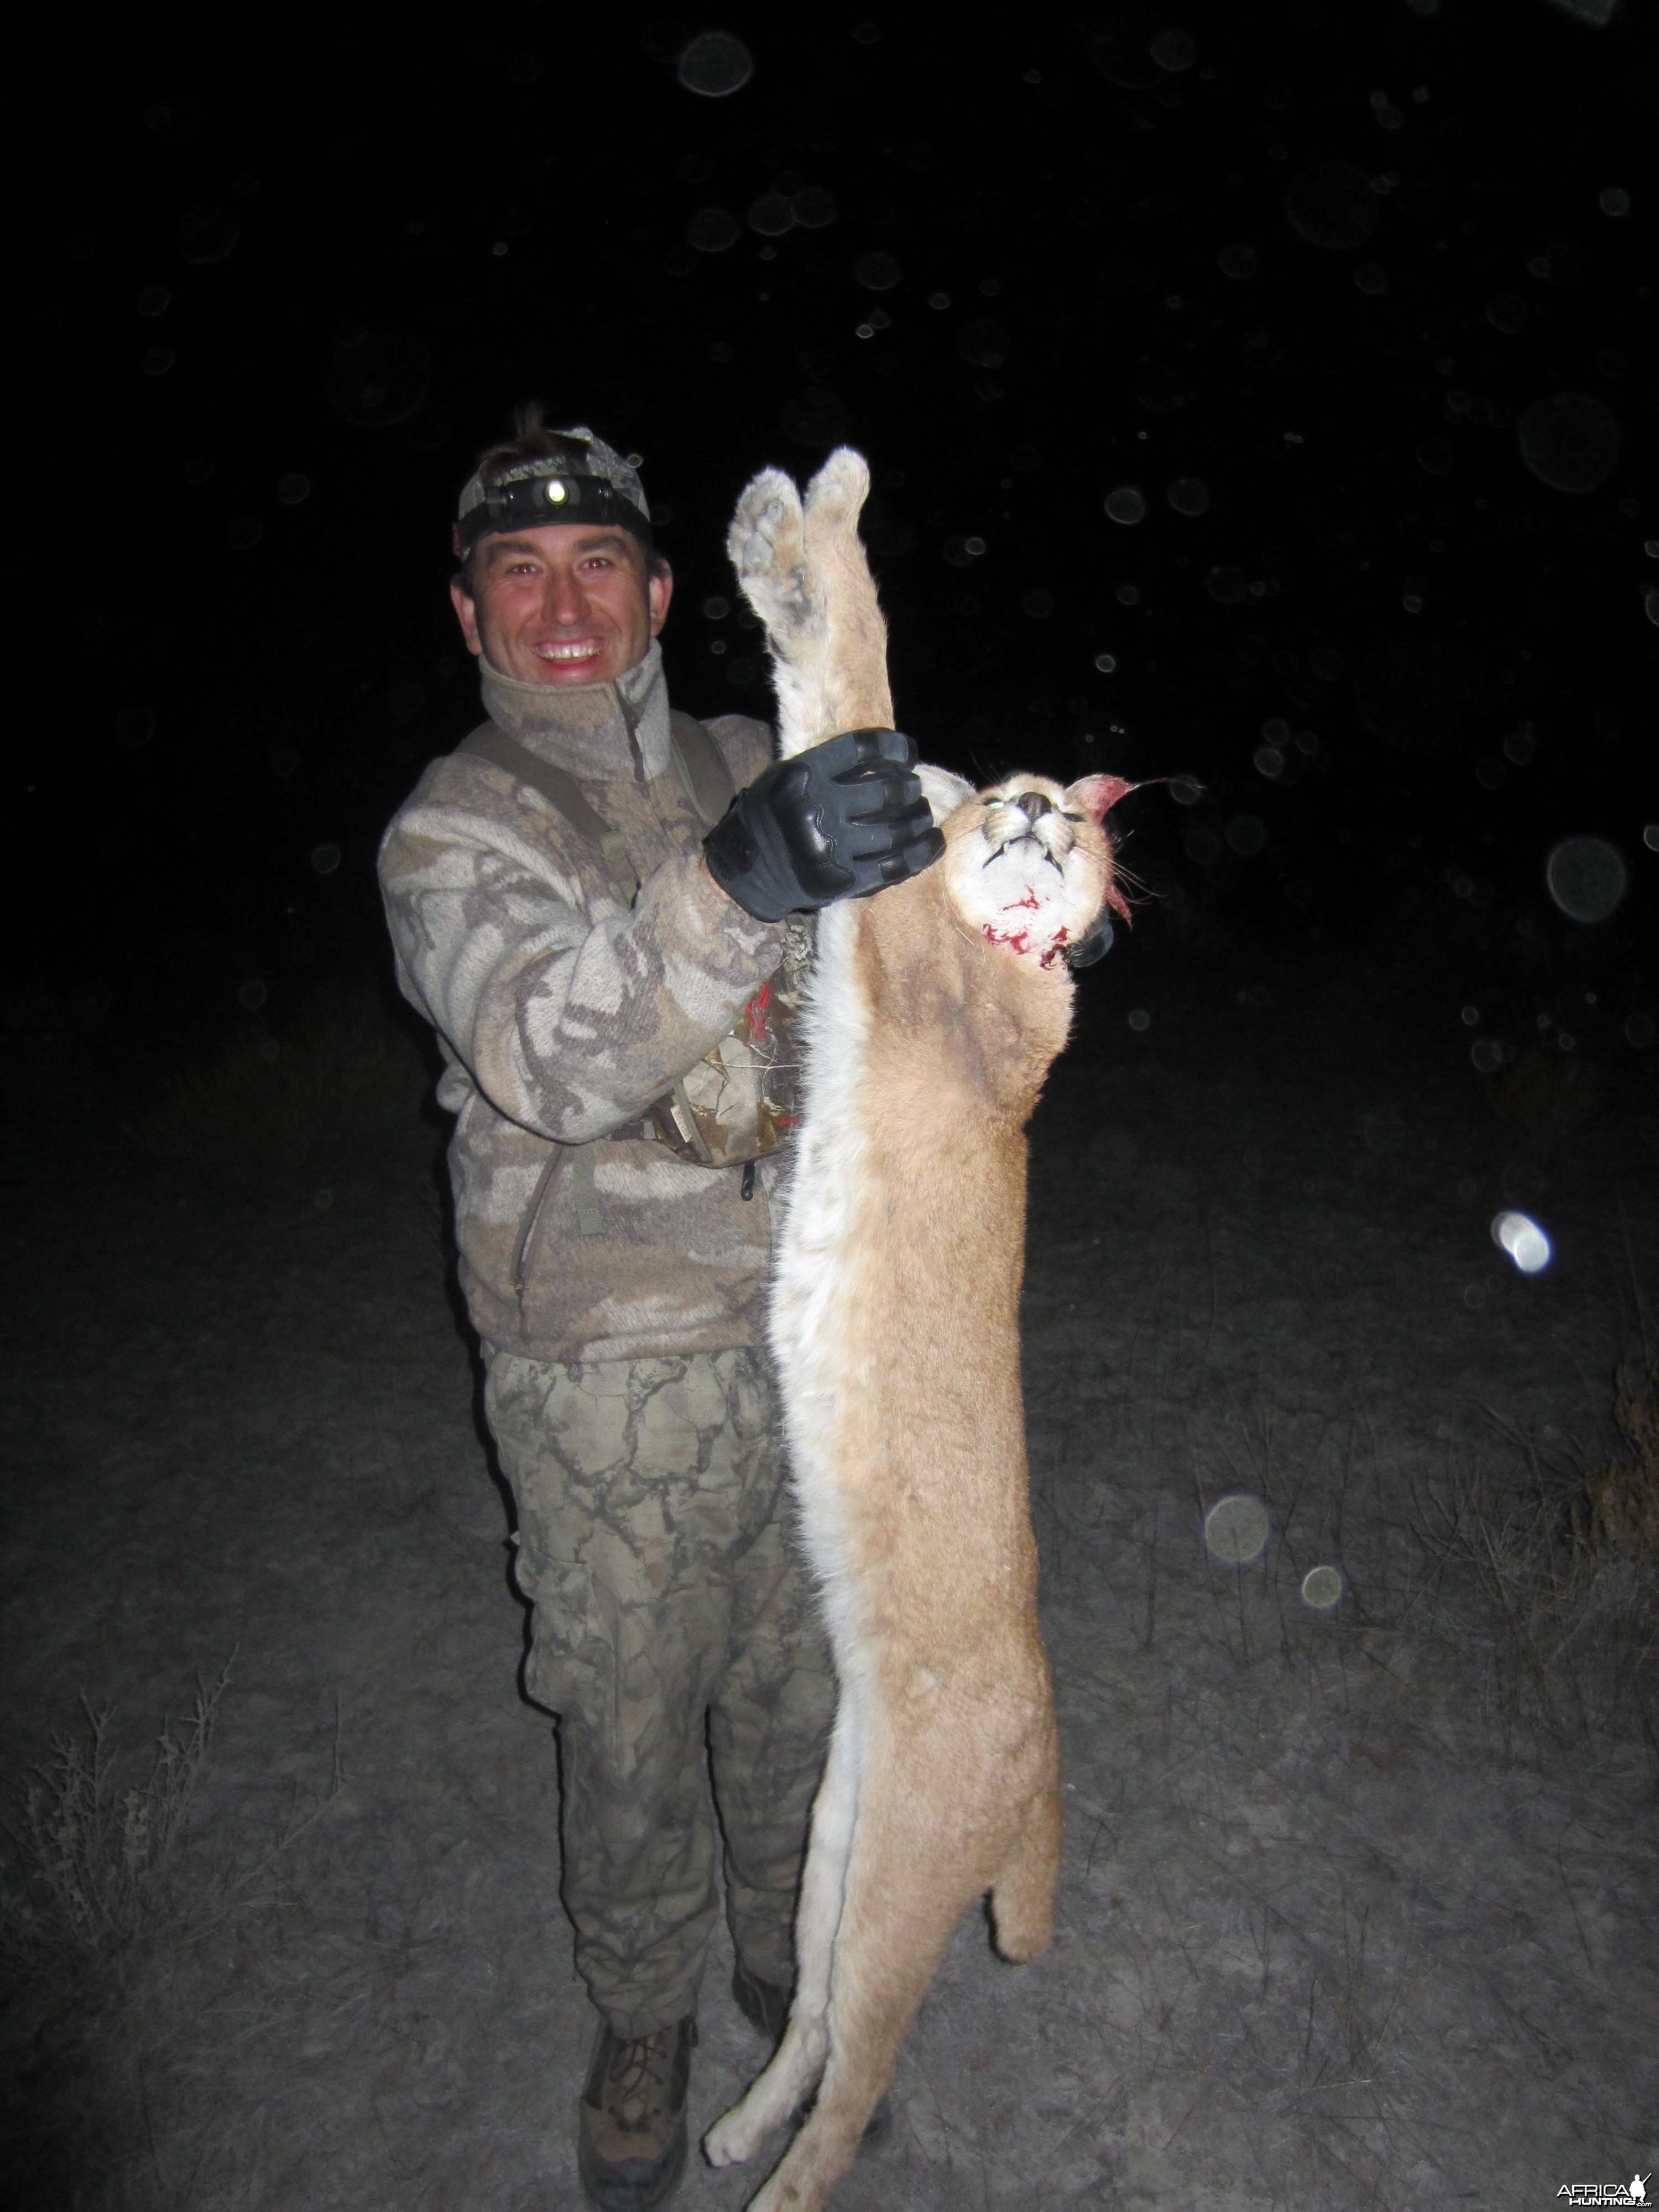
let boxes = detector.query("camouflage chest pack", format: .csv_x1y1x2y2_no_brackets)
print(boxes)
455,715,806,1183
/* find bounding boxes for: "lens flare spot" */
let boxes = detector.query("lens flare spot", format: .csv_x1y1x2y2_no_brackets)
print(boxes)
1545,835,1627,924
1301,1564,1343,1610
1491,1211,1551,1274
1204,1493,1269,1566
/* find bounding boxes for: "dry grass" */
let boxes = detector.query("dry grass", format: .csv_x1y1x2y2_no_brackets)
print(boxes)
0,1670,343,2211
1,1668,227,1984
1418,1367,1659,1747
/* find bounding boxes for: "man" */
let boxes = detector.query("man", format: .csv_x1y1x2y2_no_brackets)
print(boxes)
378,409,941,2209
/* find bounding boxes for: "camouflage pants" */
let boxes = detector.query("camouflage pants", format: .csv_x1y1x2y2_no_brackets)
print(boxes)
483,1348,835,2039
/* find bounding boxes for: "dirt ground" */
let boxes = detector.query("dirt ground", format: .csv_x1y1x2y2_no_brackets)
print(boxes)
3,935,1656,2210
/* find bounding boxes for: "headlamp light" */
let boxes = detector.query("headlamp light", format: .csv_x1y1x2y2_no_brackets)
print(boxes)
453,429,653,559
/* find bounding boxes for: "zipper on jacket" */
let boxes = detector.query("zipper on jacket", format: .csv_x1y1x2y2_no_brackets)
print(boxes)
512,1150,562,1329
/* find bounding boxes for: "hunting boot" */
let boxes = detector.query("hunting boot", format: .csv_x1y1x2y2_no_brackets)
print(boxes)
577,2014,695,2210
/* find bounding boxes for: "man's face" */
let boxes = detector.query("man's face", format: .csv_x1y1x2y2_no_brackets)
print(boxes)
451,523,672,686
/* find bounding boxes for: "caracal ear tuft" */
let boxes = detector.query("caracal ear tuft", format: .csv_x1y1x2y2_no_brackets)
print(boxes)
1071,773,1135,824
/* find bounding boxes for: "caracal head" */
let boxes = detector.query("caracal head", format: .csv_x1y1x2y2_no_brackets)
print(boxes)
940,773,1134,969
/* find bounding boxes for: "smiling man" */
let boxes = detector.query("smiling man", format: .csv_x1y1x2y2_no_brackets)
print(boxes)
450,514,670,688
377,410,940,2208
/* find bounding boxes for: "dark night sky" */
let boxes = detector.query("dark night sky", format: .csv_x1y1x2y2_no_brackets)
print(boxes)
19,0,1658,1076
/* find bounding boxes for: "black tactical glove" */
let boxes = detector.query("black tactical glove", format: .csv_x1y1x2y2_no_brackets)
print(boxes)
704,727,946,923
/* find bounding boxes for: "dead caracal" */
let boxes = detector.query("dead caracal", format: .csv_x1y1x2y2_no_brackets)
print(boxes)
702,450,1131,2211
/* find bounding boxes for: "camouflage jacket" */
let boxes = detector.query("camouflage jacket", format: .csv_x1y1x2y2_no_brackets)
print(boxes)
377,641,790,1362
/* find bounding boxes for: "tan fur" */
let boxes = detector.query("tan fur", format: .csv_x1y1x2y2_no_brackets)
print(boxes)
705,451,1118,2211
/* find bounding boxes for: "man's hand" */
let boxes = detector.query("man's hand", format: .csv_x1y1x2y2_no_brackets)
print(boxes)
703,727,946,923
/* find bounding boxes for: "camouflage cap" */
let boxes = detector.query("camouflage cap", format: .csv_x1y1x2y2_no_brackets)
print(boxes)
455,427,653,557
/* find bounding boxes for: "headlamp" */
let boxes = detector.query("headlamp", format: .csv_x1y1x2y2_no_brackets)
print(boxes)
453,428,653,560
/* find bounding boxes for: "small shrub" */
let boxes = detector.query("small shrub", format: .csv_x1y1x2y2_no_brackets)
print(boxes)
0,1669,342,2210
1,1668,226,1981
1420,1373,1659,1746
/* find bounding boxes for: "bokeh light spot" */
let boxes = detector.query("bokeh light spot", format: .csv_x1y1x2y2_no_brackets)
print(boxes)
687,206,740,253
1492,1211,1552,1274
1205,1494,1270,1566
1166,476,1209,516
1302,1564,1343,1610
1484,291,1528,335
676,30,754,96
1151,28,1197,70
1546,835,1627,923
326,328,431,429
747,193,795,237
1517,392,1620,494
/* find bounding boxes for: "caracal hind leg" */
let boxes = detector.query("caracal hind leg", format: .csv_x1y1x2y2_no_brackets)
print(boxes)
801,449,893,735
744,1804,971,2212
989,1781,1061,1964
727,467,827,757
703,1703,862,2167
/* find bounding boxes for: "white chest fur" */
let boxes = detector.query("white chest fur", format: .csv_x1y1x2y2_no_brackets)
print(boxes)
767,898,872,1672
